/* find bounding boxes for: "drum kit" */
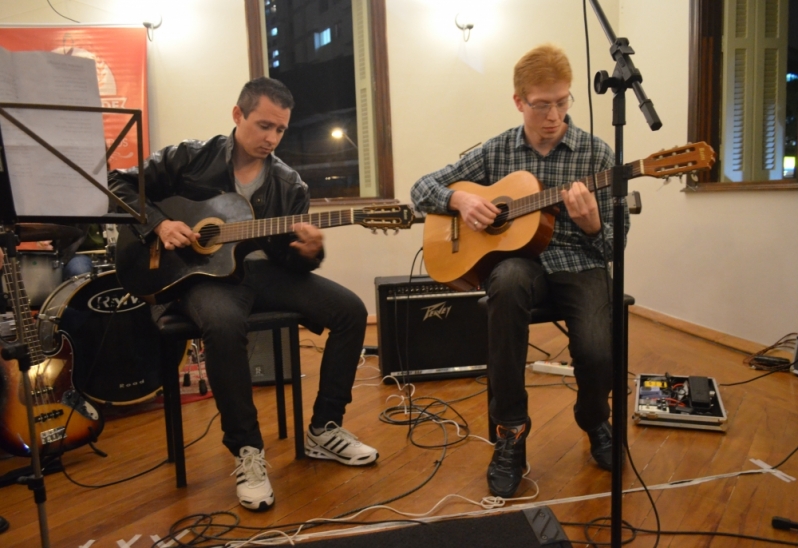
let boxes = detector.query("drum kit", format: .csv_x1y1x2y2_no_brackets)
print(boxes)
2,222,188,407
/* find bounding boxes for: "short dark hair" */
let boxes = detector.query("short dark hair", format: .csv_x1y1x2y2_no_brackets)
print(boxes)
237,77,295,117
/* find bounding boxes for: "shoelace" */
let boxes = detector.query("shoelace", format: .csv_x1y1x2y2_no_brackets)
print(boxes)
233,448,271,483
493,425,526,471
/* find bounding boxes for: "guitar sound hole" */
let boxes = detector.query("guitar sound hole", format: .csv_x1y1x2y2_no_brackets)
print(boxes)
198,225,221,247
492,204,510,228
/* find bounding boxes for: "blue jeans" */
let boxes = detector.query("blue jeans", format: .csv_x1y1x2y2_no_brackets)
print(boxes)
63,255,93,280
485,257,613,432
173,259,367,455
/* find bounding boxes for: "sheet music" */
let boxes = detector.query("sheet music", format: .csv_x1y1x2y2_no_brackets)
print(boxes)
0,46,109,217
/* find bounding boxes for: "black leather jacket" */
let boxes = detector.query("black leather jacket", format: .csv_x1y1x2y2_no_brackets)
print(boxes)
108,130,323,272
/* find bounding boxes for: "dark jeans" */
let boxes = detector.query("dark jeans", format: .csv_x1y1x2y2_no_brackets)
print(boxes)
174,259,367,455
485,257,613,432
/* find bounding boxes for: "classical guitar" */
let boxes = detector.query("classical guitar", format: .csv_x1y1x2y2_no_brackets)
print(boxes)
115,193,415,302
0,252,103,457
422,142,716,291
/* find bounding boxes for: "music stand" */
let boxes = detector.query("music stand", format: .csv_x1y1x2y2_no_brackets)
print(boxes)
0,102,147,548
587,1,662,546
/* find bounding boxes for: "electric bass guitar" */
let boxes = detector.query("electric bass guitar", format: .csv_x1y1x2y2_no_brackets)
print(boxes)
422,142,716,291
0,251,103,457
115,193,415,302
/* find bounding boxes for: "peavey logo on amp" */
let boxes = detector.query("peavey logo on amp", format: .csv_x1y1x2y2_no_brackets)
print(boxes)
88,288,146,314
420,301,452,321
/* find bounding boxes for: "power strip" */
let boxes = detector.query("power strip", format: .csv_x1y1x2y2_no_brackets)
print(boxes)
528,361,574,377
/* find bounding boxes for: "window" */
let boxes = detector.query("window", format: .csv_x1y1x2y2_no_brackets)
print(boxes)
248,0,393,201
314,28,332,50
689,0,798,189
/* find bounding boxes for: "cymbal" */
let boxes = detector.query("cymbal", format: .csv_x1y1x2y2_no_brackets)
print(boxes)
15,223,83,243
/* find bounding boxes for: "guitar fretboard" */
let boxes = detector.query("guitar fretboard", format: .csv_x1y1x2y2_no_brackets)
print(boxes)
506,160,643,220
1,257,46,366
203,210,359,245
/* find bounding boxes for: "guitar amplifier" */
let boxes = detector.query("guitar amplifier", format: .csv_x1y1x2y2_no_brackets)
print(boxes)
375,276,488,382
247,328,294,385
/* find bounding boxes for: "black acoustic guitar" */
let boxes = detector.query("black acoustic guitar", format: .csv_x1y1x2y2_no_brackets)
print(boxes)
115,193,415,303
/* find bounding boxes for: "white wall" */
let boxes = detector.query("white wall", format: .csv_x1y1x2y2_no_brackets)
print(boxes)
4,1,795,345
618,1,798,345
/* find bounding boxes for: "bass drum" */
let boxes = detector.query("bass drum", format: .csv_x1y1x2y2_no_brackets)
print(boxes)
1,251,62,308
37,271,187,405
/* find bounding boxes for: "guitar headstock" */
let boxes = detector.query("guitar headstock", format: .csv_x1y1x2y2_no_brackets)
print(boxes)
355,204,416,233
641,142,716,179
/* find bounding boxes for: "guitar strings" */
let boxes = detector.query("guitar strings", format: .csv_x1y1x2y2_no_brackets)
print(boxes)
1,265,59,429
499,163,642,222
211,210,357,243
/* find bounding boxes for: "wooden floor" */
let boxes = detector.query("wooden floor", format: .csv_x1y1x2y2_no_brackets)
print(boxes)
1,313,797,547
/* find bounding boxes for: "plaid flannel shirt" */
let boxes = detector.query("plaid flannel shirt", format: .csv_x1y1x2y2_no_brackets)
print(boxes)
410,117,630,274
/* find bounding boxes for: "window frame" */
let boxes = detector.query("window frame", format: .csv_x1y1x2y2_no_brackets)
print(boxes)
245,0,395,204
688,0,798,191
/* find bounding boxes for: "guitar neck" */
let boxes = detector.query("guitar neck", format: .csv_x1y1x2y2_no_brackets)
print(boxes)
508,160,643,219
215,210,356,244
1,258,45,365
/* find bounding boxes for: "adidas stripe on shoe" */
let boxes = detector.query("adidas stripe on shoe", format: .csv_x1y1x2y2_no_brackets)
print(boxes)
305,422,378,466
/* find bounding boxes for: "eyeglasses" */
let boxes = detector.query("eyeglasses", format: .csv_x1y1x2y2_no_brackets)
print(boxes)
524,93,574,116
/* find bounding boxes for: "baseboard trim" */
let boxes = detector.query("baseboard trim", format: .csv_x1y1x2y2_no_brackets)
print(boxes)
630,305,782,357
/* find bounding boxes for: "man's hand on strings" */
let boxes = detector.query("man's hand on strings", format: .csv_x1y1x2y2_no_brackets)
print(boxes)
290,223,323,259
154,220,200,250
561,182,601,235
450,190,500,232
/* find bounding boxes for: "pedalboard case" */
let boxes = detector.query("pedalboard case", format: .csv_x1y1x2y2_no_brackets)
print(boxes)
632,373,727,432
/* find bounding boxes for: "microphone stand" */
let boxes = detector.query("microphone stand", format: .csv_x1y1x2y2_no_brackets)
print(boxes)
587,1,661,546
0,231,51,547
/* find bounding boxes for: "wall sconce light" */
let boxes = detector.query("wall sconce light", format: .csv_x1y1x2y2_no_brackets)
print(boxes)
331,127,358,149
455,13,474,42
143,14,163,41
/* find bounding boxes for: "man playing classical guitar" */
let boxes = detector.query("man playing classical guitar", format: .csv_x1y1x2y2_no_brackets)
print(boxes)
411,44,630,498
109,77,378,512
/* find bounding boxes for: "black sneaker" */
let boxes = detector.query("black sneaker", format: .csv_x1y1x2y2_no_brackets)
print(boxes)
487,417,531,498
586,421,624,471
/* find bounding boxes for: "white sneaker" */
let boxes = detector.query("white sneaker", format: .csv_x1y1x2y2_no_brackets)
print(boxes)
305,422,379,466
232,446,274,511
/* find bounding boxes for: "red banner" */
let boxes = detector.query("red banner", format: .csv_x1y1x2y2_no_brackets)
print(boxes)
0,27,149,170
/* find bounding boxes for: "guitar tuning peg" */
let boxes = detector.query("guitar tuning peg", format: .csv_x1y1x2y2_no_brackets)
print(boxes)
392,228,399,235
690,171,698,182
370,228,377,235
382,228,388,235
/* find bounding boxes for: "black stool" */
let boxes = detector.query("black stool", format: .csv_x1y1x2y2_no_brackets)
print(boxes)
157,310,305,488
483,294,636,441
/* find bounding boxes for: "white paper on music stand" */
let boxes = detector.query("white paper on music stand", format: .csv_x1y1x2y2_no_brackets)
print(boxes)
0,46,109,217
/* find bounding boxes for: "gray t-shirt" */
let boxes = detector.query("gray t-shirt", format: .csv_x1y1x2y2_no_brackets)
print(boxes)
236,161,269,261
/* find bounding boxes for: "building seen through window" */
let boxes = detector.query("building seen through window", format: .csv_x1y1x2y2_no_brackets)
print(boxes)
265,0,364,199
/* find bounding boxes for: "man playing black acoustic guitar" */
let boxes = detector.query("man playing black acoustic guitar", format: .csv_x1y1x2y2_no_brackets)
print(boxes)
411,44,630,498
109,77,378,512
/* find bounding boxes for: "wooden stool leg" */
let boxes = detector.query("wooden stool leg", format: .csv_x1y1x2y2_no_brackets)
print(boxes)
487,379,496,443
288,322,305,459
272,328,288,439
162,352,187,488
